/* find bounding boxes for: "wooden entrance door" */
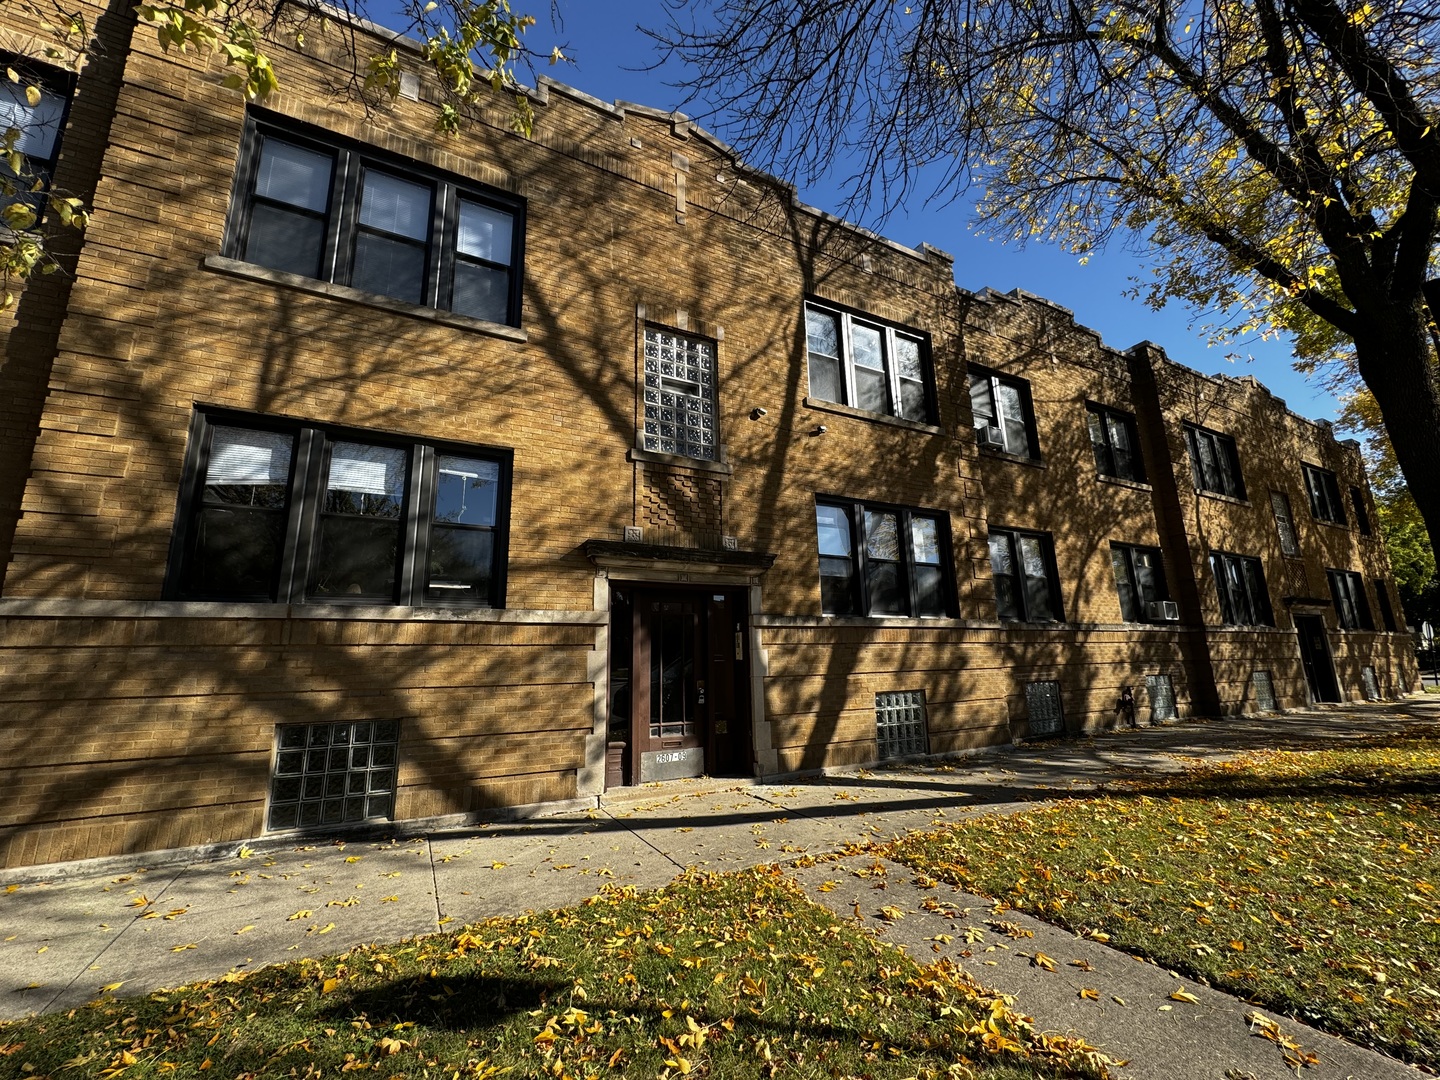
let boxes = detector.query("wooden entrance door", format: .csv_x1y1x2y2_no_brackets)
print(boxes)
1295,614,1340,703
607,586,750,786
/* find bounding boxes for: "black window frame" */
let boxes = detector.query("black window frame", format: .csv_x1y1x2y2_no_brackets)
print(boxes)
224,111,526,327
1303,464,1347,526
987,525,1064,623
1184,424,1246,499
969,366,1040,460
0,54,75,226
814,497,955,618
1110,542,1171,623
1209,551,1274,627
165,409,512,608
1327,569,1374,630
1350,485,1372,535
1373,579,1397,631
1086,402,1145,482
803,300,935,424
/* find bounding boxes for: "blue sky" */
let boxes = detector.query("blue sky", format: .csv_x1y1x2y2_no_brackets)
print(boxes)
524,3,1342,423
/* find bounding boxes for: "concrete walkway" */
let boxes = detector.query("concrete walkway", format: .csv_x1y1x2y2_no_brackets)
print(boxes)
3,698,1437,1079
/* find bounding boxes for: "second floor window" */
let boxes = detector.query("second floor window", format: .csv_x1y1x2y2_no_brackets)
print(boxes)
642,327,718,461
1270,490,1301,557
0,61,70,224
1327,570,1373,630
1210,551,1273,626
815,500,951,617
1110,543,1171,622
227,114,524,326
1185,424,1245,499
804,303,930,422
1350,485,1372,535
970,368,1038,458
988,526,1061,622
1086,404,1144,482
1303,465,1347,525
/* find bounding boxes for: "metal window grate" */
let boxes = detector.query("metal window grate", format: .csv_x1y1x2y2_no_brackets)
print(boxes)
1146,674,1177,722
642,328,718,461
876,690,929,760
268,720,400,831
1361,666,1380,701
1025,680,1065,737
1252,670,1277,713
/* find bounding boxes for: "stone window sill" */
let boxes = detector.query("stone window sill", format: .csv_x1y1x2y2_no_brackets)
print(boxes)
628,447,733,476
1097,474,1152,493
202,256,528,343
1194,488,1250,507
802,396,943,435
978,447,1046,469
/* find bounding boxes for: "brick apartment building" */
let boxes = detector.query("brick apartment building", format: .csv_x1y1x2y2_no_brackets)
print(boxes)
0,2,1417,869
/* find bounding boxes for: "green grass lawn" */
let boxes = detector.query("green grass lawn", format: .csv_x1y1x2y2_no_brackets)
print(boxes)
0,866,1116,1079
883,728,1440,1070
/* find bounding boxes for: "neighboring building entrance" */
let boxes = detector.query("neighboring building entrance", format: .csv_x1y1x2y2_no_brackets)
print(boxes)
1294,614,1341,703
606,585,751,786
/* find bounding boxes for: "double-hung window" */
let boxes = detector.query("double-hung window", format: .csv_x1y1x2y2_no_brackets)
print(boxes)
168,411,510,607
815,499,952,617
1185,424,1245,499
0,59,71,225
970,368,1038,458
1270,491,1301,557
641,327,719,461
804,302,931,422
1303,465,1346,525
1350,485,1371,534
1209,552,1273,626
1327,570,1373,630
1086,404,1144,482
227,114,524,326
988,527,1062,622
1110,543,1171,622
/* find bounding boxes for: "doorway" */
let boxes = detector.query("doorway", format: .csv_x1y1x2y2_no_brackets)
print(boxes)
1294,614,1340,703
606,585,752,786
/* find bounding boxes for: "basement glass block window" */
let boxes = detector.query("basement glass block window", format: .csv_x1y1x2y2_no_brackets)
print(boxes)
268,720,400,831
642,327,718,461
1146,674,1177,722
875,690,929,760
1252,670,1278,713
1362,666,1380,701
1025,680,1065,737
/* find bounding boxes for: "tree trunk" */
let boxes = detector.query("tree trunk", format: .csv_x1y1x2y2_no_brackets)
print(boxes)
1352,301,1440,600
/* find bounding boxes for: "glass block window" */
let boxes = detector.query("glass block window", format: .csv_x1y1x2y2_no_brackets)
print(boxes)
1146,674,1177,722
1361,666,1380,701
876,690,929,760
1252,670,1277,713
1025,680,1064,737
642,327,718,461
268,720,400,831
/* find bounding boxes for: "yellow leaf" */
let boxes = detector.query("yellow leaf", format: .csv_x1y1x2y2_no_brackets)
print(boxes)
321,977,339,994
100,982,124,992
490,861,507,870
171,943,197,952
312,922,335,934
344,856,362,863
235,925,254,935
878,906,906,922
1031,952,1057,972
1169,987,1200,1003
287,910,312,921
1079,987,1099,1000
381,896,399,903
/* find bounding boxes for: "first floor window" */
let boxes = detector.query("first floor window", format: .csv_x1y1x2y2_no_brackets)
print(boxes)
805,302,932,423
1110,543,1170,622
988,526,1062,622
1086,403,1144,481
642,327,719,460
1210,551,1273,626
970,368,1038,458
169,411,509,607
227,112,524,325
1374,579,1397,631
815,499,952,617
1327,569,1373,630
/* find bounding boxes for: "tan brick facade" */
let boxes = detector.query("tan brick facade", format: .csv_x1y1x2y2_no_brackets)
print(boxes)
0,6,1418,868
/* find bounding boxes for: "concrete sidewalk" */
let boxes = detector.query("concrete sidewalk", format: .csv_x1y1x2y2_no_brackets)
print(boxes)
3,699,1436,1078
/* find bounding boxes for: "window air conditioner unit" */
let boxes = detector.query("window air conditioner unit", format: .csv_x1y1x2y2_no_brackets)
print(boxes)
978,424,1005,450
1147,600,1181,622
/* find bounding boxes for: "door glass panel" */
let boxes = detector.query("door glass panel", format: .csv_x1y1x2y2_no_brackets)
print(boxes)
649,606,696,740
